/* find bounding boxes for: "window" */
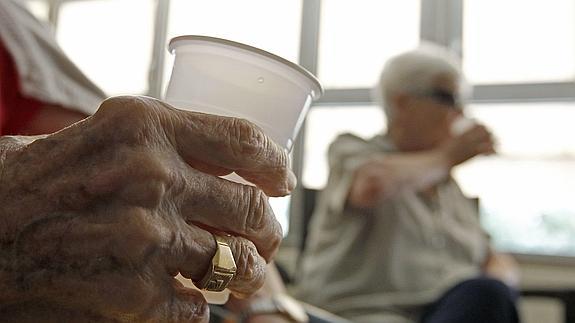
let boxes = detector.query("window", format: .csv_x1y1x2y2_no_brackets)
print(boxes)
463,0,575,84
458,1,575,256
303,105,386,189
454,102,575,256
56,0,155,96
318,0,420,89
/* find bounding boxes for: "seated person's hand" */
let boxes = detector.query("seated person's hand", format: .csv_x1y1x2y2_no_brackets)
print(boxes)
483,252,521,288
0,96,295,322
347,158,396,209
441,123,496,167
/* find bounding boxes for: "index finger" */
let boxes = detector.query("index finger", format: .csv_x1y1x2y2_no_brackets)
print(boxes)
168,106,296,197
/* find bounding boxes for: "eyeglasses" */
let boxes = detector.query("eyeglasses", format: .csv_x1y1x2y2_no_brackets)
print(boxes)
421,89,462,110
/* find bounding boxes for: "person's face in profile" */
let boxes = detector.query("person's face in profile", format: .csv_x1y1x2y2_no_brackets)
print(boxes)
395,74,462,151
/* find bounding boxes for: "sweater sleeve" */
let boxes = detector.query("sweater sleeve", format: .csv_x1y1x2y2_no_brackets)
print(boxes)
321,133,380,214
0,39,43,135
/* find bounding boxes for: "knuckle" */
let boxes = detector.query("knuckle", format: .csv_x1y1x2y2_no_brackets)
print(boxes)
96,96,150,121
118,209,163,262
227,118,267,159
93,96,167,142
117,153,172,207
241,186,269,234
230,238,265,287
83,147,132,196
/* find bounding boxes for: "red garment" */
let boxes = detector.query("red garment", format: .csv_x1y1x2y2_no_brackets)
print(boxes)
0,40,43,135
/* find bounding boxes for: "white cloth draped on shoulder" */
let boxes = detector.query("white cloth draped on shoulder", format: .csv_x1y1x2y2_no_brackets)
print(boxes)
0,0,106,115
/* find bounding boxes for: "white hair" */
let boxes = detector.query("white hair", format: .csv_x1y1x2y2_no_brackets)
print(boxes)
372,42,470,121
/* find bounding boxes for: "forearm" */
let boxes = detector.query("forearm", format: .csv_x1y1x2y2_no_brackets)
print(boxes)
348,122,497,207
383,148,452,193
348,148,451,207
0,136,32,162
0,137,30,236
0,135,46,159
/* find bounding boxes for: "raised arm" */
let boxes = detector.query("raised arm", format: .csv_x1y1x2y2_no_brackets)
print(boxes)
348,124,495,209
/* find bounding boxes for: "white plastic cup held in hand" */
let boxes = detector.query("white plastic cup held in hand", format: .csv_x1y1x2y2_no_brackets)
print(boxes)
164,35,323,304
165,35,323,152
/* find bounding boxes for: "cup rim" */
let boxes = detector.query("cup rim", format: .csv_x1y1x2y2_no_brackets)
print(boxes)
168,35,324,97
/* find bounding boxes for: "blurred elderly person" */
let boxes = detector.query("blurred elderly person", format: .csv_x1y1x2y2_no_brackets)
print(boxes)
295,44,520,323
0,1,293,322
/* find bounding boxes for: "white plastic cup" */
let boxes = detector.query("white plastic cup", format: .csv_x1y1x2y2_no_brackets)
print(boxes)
164,35,323,304
165,35,323,152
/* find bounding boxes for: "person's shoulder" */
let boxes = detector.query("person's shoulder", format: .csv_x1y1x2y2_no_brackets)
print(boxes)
327,133,386,163
328,133,368,156
329,133,388,151
331,133,367,147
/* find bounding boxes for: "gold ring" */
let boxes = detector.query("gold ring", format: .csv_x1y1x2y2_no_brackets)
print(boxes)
197,234,237,292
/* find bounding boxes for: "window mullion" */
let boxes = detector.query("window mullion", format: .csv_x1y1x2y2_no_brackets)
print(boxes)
421,0,463,52
284,0,321,250
298,0,321,75
48,0,62,27
446,0,464,56
147,0,170,98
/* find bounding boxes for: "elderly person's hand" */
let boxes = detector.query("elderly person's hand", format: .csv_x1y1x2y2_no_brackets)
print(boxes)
0,96,294,322
483,251,520,288
441,123,496,167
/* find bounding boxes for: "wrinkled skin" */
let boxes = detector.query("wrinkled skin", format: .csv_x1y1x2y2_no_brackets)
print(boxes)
0,96,294,322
